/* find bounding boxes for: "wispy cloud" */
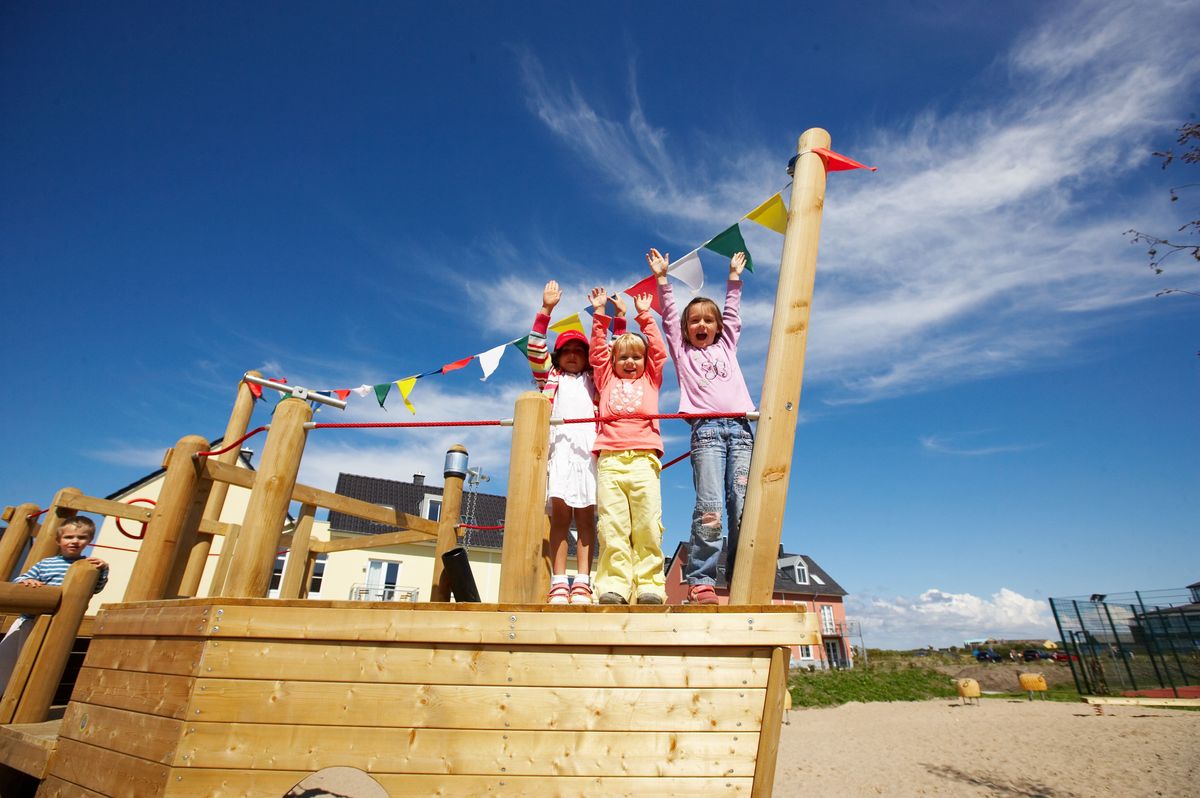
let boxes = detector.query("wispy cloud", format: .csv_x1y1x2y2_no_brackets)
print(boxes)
518,0,1200,405
920,432,1041,457
848,587,1057,650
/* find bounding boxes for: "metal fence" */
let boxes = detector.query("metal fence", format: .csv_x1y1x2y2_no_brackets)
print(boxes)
1049,588,1199,699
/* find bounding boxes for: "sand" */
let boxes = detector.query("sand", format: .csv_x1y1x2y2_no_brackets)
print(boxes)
773,699,1199,797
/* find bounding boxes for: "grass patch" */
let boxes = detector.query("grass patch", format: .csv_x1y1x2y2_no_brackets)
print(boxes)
981,686,1082,703
789,664,958,708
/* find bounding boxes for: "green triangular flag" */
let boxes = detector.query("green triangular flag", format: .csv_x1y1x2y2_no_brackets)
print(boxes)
704,223,754,273
511,335,531,357
373,382,391,408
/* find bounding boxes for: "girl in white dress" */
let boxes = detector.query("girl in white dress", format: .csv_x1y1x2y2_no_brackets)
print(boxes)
527,281,626,604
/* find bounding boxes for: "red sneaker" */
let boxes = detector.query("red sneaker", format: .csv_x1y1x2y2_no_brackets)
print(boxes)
686,584,719,605
547,583,570,605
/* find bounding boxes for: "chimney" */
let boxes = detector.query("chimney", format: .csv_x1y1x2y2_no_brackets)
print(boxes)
413,473,426,487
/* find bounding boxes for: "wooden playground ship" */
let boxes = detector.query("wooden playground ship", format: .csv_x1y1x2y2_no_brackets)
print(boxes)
0,130,835,797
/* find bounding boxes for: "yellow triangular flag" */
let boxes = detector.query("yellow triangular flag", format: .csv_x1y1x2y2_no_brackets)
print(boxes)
746,193,788,234
395,377,418,415
549,313,586,335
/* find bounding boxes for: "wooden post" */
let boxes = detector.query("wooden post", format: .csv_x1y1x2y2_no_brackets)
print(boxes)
278,503,316,599
498,392,551,604
21,488,80,572
222,397,311,598
750,646,792,798
730,128,831,605
431,445,468,602
124,436,210,603
300,550,319,599
0,616,51,723
179,370,260,597
207,522,241,597
12,561,99,723
0,503,41,581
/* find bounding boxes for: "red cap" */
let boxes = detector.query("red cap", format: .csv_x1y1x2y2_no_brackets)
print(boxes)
554,330,589,352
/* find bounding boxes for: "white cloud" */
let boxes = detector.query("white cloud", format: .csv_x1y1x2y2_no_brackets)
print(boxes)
518,0,1200,405
848,587,1057,650
85,445,166,469
919,432,1042,457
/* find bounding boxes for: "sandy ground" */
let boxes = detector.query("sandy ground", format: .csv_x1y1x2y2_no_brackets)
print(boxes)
774,699,1199,797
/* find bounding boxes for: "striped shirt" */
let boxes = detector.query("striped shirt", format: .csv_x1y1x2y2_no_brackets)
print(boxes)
17,555,108,594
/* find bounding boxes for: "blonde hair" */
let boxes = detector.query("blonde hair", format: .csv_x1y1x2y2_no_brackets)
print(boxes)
57,516,96,541
610,332,647,362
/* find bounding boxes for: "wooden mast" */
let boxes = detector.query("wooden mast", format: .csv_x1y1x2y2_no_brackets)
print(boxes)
730,128,831,605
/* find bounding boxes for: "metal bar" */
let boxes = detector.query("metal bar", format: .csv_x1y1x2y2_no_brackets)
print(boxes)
243,373,347,410
1102,602,1138,692
1050,598,1086,697
1134,590,1171,694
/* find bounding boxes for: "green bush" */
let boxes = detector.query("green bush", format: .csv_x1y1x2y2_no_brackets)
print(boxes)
788,665,958,708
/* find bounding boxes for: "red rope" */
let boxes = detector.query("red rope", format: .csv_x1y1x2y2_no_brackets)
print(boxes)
195,426,270,458
661,450,692,470
458,523,504,531
29,508,49,521
313,420,504,430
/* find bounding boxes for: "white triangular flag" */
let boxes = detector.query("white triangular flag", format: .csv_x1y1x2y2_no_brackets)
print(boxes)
477,343,507,381
668,249,704,294
352,384,373,398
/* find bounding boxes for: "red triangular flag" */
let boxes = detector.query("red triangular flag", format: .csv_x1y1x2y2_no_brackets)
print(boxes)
623,275,663,316
812,147,876,172
333,389,351,401
441,357,473,374
247,380,263,400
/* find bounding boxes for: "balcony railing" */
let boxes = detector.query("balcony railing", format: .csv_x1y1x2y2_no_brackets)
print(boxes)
349,583,420,602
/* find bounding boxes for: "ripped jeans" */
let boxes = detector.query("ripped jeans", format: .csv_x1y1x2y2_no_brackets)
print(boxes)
684,417,754,586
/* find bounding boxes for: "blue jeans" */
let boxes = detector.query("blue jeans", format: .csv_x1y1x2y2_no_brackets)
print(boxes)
684,417,754,586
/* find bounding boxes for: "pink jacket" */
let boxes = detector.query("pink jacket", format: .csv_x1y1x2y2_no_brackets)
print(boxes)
589,309,667,457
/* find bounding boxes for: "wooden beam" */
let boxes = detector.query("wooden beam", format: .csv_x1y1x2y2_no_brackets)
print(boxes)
0,718,61,778
202,457,438,536
750,646,791,798
312,528,434,555
731,128,832,604
498,392,551,603
277,503,316,599
123,435,211,603
0,583,62,615
206,522,240,597
0,503,43,581
52,493,153,523
222,398,311,598
181,370,260,597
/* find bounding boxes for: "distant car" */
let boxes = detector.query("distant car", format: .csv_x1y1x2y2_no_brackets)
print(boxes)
976,650,1003,663
1052,652,1078,663
1022,649,1052,661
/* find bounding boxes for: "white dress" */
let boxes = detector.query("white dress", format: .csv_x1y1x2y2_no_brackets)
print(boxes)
546,373,598,509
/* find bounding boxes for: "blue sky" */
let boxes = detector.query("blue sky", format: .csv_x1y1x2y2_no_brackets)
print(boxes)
2,1,1197,648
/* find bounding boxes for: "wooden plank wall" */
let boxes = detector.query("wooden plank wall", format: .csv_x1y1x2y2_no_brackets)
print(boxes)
40,601,816,797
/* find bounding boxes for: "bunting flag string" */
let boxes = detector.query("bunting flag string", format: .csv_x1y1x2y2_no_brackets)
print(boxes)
276,163,875,412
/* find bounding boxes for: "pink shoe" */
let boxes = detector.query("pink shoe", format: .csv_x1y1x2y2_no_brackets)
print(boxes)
570,583,594,605
686,584,719,605
547,583,570,605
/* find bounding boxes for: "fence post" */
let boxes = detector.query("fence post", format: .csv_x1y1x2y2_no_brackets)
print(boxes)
124,436,210,603
179,370,261,597
431,445,468,602
222,397,311,598
498,392,551,604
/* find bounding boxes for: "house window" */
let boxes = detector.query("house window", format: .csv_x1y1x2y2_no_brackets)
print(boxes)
820,605,836,635
797,645,813,659
794,558,809,585
309,554,327,596
421,495,442,522
268,552,327,598
269,552,286,592
365,559,403,600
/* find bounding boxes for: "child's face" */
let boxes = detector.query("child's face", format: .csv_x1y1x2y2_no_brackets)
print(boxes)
613,343,646,380
556,341,588,375
57,527,92,558
685,304,720,349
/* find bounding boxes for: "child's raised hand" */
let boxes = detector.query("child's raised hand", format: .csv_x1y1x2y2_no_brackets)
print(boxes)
589,286,609,311
730,252,747,278
610,292,627,317
542,280,562,312
646,248,670,279
633,292,653,313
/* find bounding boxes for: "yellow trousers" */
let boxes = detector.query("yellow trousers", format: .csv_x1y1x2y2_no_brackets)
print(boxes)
594,450,665,602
